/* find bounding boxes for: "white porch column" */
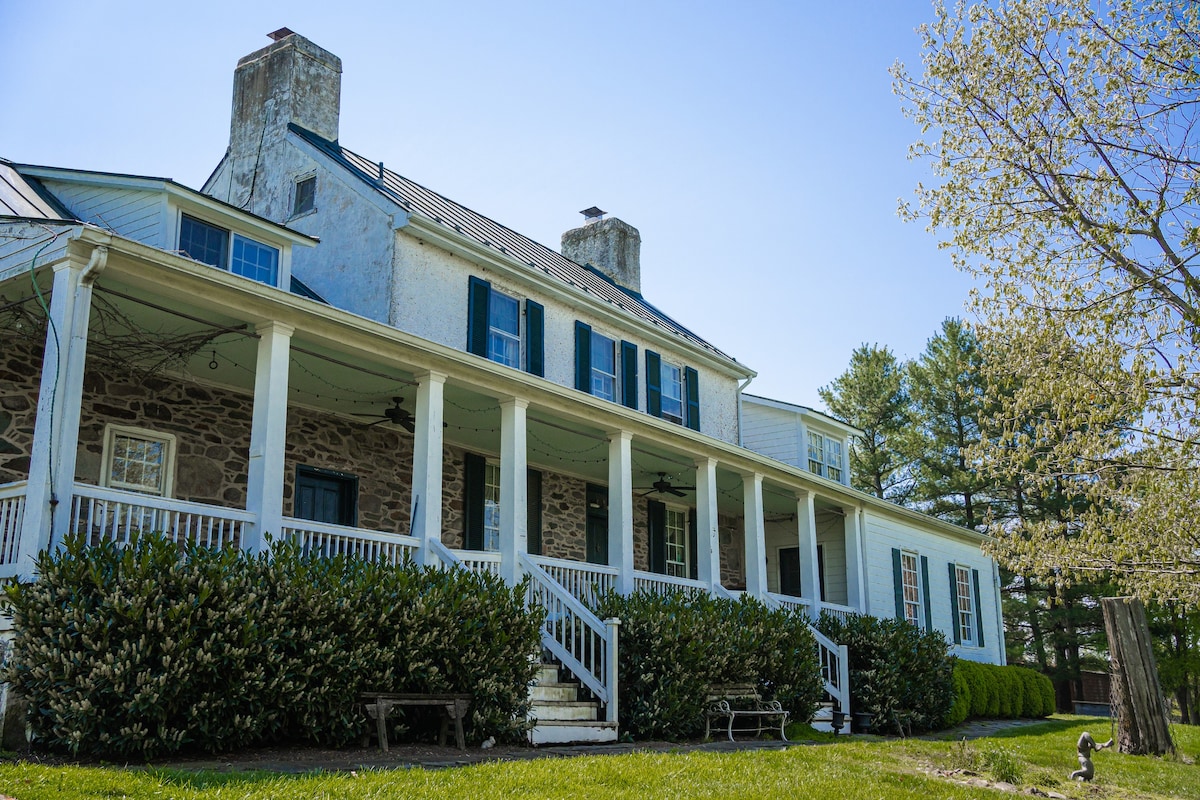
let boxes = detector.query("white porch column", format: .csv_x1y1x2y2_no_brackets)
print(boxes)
843,503,866,611
607,430,635,594
22,249,107,574
796,489,822,620
244,321,293,554
694,457,721,591
498,397,528,586
741,471,768,597
411,370,446,566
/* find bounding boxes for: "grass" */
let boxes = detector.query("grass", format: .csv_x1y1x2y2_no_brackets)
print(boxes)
0,717,1195,799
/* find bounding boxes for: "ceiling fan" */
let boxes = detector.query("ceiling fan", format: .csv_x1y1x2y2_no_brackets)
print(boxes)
356,396,416,433
636,472,696,498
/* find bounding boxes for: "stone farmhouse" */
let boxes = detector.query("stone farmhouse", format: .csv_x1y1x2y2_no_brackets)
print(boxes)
0,30,1003,744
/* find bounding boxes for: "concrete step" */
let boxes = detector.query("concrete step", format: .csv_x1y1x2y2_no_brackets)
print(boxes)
530,683,580,702
529,719,619,746
530,700,600,721
534,664,560,684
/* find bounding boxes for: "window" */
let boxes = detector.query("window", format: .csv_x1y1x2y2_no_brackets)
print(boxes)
295,466,357,527
590,333,617,401
483,462,501,551
646,351,700,430
664,507,688,578
825,439,843,483
956,565,975,644
901,551,922,627
178,214,280,287
660,362,684,424
293,175,316,216
486,290,521,368
101,426,175,497
467,277,544,375
808,432,825,475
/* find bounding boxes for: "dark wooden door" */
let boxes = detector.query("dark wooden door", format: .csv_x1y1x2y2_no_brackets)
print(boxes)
585,485,608,565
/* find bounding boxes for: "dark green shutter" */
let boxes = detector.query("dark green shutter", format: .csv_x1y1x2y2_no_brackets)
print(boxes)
685,366,700,431
527,469,542,555
621,341,638,409
526,301,544,377
463,452,486,550
688,509,698,580
648,500,666,574
646,350,662,418
575,322,592,392
467,276,490,357
972,569,985,646
948,563,961,644
892,548,905,621
920,555,933,632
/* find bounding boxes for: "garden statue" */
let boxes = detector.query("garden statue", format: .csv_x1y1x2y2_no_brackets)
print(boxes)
1070,731,1112,781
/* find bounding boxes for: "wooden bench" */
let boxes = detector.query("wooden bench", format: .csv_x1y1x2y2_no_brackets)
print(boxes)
360,692,472,752
704,683,789,742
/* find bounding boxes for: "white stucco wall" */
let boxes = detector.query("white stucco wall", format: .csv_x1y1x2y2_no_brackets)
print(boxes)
863,508,1004,665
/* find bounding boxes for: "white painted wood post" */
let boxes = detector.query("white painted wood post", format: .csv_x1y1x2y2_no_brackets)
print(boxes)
741,471,768,598
843,503,866,612
22,249,106,574
244,321,293,554
605,616,621,723
694,457,721,592
607,430,634,595
498,398,528,586
411,370,446,567
796,489,822,620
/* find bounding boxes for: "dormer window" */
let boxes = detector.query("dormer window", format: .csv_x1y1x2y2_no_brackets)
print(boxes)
293,175,316,216
808,432,825,475
179,214,279,287
825,439,843,483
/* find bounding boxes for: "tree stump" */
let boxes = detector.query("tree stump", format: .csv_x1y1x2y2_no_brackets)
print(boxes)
1100,597,1174,755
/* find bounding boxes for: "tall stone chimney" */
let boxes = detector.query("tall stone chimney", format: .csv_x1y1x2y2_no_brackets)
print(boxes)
561,208,642,294
225,29,342,206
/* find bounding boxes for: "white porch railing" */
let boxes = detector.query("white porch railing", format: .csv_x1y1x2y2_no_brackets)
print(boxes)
818,601,858,625
632,570,708,596
759,592,851,716
454,550,502,577
280,518,419,564
0,481,27,568
69,484,253,550
521,553,619,723
767,592,811,613
531,555,617,608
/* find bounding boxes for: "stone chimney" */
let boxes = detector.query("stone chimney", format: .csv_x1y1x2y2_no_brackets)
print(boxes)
561,208,642,294
226,29,342,204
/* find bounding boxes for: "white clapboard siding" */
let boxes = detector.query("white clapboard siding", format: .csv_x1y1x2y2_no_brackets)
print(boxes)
740,401,804,468
41,180,165,247
814,514,849,606
863,508,1002,665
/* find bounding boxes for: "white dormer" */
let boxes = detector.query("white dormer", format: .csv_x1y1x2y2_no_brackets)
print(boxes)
739,394,858,486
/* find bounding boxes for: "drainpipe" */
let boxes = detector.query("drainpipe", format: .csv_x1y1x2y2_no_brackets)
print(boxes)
735,375,754,447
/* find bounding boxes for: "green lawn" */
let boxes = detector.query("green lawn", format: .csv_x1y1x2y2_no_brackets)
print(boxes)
0,717,1195,799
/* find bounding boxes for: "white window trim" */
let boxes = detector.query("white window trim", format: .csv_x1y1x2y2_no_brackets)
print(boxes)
176,210,281,287
808,431,825,476
100,424,177,497
660,360,685,425
664,505,689,578
483,460,501,552
486,287,522,369
825,438,843,483
590,330,618,403
901,550,923,629
956,564,976,645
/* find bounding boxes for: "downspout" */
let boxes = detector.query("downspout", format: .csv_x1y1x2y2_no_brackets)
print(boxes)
736,375,754,447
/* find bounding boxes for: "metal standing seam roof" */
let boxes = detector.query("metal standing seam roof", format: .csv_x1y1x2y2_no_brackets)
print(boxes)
288,125,741,366
0,160,71,220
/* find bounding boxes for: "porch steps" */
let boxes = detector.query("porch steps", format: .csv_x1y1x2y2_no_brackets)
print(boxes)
809,701,852,735
528,663,618,745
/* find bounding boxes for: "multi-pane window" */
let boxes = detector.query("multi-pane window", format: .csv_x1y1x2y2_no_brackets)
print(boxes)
483,462,501,551
956,565,975,644
901,551,922,627
179,214,280,287
590,333,617,402
660,363,684,424
102,426,174,496
293,176,316,216
808,432,825,475
664,508,688,578
825,439,843,483
487,289,521,368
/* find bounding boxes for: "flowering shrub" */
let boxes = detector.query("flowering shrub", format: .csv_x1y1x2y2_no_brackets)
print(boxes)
3,534,541,757
594,591,822,740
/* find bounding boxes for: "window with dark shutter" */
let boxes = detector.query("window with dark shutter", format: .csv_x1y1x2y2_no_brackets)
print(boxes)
467,277,491,358
646,350,662,418
920,555,933,632
527,469,542,555
621,341,638,409
647,499,667,574
575,322,592,392
526,301,544,377
463,452,486,550
685,366,700,431
948,562,962,645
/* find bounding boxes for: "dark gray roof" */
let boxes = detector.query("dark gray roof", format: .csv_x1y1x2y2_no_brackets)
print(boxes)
289,125,740,366
0,160,71,220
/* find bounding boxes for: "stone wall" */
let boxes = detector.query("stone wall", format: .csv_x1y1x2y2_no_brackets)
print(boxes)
0,336,39,484
539,470,588,562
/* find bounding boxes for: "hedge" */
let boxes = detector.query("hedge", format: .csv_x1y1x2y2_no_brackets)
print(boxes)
3,534,543,758
947,660,1055,726
594,590,823,740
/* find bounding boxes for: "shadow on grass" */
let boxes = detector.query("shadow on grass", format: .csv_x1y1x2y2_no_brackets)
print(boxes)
143,767,324,790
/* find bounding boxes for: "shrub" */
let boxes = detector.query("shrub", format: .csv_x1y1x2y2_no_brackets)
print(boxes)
943,660,1055,728
944,662,971,728
594,591,822,740
816,613,953,735
3,534,542,758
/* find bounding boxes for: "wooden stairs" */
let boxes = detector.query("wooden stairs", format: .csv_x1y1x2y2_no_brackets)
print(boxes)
528,662,618,745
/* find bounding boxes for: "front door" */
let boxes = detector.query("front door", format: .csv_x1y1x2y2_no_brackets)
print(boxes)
585,484,608,565
779,546,802,597
295,466,357,527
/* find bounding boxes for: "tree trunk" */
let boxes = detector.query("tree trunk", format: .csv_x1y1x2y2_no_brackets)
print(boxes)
1101,597,1175,755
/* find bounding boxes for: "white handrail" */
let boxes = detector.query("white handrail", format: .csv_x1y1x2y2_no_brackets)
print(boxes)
632,570,708,596
759,591,851,716
519,552,618,722
530,555,617,608
280,518,419,564
427,537,463,568
70,484,253,550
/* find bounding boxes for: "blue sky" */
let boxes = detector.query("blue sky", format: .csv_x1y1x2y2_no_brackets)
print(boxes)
0,1,972,410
